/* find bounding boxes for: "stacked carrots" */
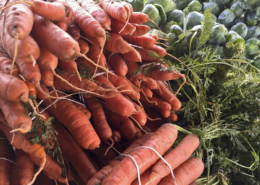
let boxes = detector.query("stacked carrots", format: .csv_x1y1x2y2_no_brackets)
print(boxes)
0,0,203,184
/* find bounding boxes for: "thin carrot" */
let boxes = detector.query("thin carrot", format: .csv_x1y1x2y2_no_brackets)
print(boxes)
78,39,89,54
141,84,153,98
154,108,171,118
84,97,112,140
104,51,128,76
0,130,11,185
111,18,136,35
168,111,178,122
129,12,149,24
67,23,80,40
140,95,172,111
142,77,159,90
123,35,156,49
131,24,151,36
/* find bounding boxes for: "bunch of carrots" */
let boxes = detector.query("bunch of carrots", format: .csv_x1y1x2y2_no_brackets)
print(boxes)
0,0,203,184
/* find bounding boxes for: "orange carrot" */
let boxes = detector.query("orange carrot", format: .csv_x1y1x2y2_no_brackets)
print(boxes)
9,163,20,185
95,75,137,117
121,50,142,62
67,23,80,40
123,35,156,49
155,108,171,118
0,71,29,102
141,84,153,98
158,157,204,185
129,97,147,126
149,45,167,57
134,47,161,62
104,51,128,76
54,121,97,183
99,0,128,21
168,111,178,122
131,24,151,36
104,33,134,53
146,34,159,41
31,14,80,62
88,141,117,161
81,32,105,47
155,81,182,111
111,130,121,144
68,98,91,119
80,0,111,31
84,97,112,140
42,92,100,150
102,124,178,185
87,45,106,67
0,50,20,76
142,77,159,90
54,4,75,31
129,12,149,24
111,18,136,35
0,130,11,185
36,83,50,101
78,39,89,54
58,60,79,74
34,172,53,185
16,149,35,185
140,94,172,110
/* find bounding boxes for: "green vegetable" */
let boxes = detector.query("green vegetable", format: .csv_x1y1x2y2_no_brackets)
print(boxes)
209,24,228,45
170,25,183,35
210,14,217,23
212,0,230,6
184,0,202,14
245,10,259,27
186,11,204,30
245,26,260,40
167,10,185,26
239,0,256,6
154,4,167,24
166,33,179,45
230,1,244,17
256,7,260,17
253,57,260,69
237,1,252,9
226,30,245,52
230,22,248,39
244,38,260,60
142,4,159,21
218,9,236,27
174,0,192,10
203,2,220,16
183,25,203,51
144,0,175,13
124,0,144,12
212,45,225,58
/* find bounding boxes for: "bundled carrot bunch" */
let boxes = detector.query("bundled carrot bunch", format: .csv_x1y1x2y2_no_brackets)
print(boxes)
0,0,203,184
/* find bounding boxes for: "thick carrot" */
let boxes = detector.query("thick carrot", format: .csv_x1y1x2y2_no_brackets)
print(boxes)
155,81,182,111
54,3,75,31
104,33,134,53
87,45,106,67
102,123,178,185
31,14,80,62
0,130,11,185
124,35,156,49
84,97,112,140
105,109,138,140
168,111,178,122
42,92,100,150
112,130,121,144
16,149,34,185
67,23,80,40
158,157,204,185
0,49,20,76
141,84,153,98
80,0,111,30
149,45,167,57
129,12,149,24
111,18,136,35
67,0,105,37
37,47,58,87
121,50,142,62
54,121,97,183
104,51,128,76
99,0,128,21
78,39,89,54
140,95,172,110
71,99,91,119
95,75,137,117
5,3,33,40
131,24,151,36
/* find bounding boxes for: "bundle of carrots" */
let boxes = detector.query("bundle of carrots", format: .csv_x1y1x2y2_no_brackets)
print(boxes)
0,0,203,184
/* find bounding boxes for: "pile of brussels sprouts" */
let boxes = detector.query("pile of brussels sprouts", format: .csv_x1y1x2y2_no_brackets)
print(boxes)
125,0,260,69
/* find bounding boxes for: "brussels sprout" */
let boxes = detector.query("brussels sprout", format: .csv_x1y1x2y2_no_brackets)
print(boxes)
244,38,260,60
253,57,260,69
230,2,244,17
245,10,259,27
154,4,167,24
218,9,236,27
170,25,183,35
245,26,260,40
166,33,179,45
184,0,202,14
124,0,144,12
209,24,228,45
237,1,252,9
230,22,248,38
239,0,256,6
142,4,159,21
210,14,217,22
256,7,260,17
226,30,245,52
186,12,204,30
183,25,203,50
174,0,192,10
212,0,230,6
203,2,220,16
144,0,175,13
167,10,185,26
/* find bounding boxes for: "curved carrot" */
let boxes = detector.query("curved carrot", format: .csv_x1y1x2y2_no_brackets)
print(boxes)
129,12,149,24
104,51,128,76
0,130,11,185
131,24,151,36
123,35,156,49
67,23,80,40
78,39,89,54
111,18,136,35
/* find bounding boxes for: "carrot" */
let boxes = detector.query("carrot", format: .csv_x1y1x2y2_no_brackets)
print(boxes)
121,50,142,62
42,92,100,150
37,47,58,87
71,99,91,120
102,123,178,185
147,135,200,184
133,47,161,62
87,45,106,67
84,97,112,140
67,0,105,37
146,34,159,41
58,60,79,75
149,45,167,57
16,150,34,185
31,14,80,62
54,121,97,183
104,33,134,53
88,141,117,161
144,121,159,132
9,163,20,185
81,32,105,47
155,108,171,118
144,106,166,127
36,83,50,101
131,24,151,36
0,130,11,185
0,49,20,76
111,18,136,35
111,130,121,144
129,12,149,24
125,61,143,80
78,39,89,54
142,77,159,90
140,94,172,110
123,35,156,49
155,81,182,111
158,157,204,185
95,75,137,117
54,3,75,31
141,84,153,98
5,3,33,40
168,111,178,122
67,23,80,40
131,101,147,126
104,51,128,76
80,0,111,31
99,0,128,21
105,109,138,140
34,172,53,185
